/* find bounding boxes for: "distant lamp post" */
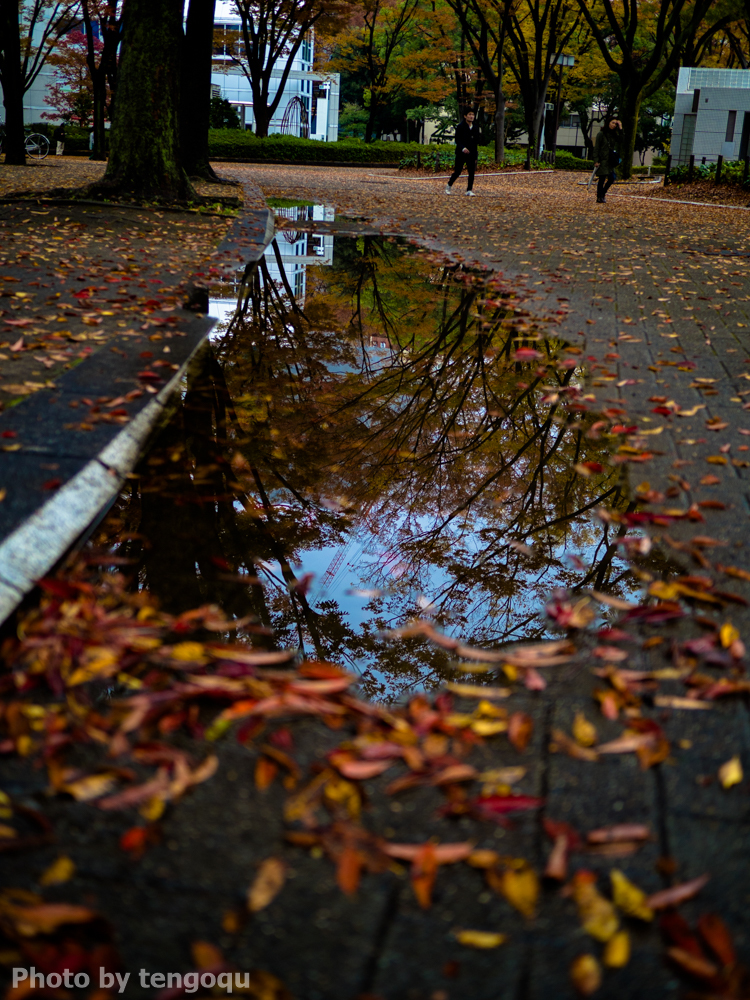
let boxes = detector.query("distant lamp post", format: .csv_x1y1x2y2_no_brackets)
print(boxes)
550,53,575,155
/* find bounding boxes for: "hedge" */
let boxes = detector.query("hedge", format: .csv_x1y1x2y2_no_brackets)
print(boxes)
207,130,451,163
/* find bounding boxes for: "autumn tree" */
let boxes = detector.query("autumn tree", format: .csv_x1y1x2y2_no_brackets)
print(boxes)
42,28,99,128
329,0,421,142
574,0,716,178
0,0,79,165
225,0,350,139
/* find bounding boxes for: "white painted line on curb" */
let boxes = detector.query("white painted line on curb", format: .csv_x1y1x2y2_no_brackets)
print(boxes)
618,194,750,210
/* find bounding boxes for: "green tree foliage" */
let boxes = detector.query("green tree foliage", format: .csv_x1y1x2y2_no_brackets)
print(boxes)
209,94,241,129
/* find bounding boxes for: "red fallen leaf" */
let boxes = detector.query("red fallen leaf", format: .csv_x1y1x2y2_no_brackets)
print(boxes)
137,370,162,382
383,841,474,864
508,712,533,752
514,347,543,361
587,824,650,844
37,578,80,599
268,727,294,751
336,759,392,780
697,913,736,968
120,826,149,854
473,794,544,816
140,351,153,359
298,662,351,680
652,406,673,416
622,602,684,624
647,874,709,910
611,424,637,434
577,461,603,474
524,667,547,690
336,844,363,895
660,911,707,958
666,946,718,980
1,431,17,439
543,818,582,849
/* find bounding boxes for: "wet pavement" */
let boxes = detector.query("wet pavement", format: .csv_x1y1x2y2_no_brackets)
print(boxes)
1,167,750,1000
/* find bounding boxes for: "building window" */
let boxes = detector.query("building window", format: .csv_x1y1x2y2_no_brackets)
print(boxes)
726,110,737,143
691,89,700,112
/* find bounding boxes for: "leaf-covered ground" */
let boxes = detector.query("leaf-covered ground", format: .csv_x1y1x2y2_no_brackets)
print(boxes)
0,163,750,999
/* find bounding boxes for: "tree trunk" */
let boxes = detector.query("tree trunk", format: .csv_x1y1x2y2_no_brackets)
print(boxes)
619,90,642,180
96,0,194,202
365,95,378,144
494,84,505,165
0,0,26,165
90,69,107,160
180,0,217,179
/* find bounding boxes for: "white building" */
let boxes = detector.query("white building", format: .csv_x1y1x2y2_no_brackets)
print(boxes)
212,0,339,141
671,67,750,165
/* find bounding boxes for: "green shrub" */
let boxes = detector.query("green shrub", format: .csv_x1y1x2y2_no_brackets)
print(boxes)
553,149,594,171
669,159,748,185
208,130,448,162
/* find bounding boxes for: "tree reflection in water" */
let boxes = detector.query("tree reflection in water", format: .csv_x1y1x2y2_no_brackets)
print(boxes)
90,235,643,700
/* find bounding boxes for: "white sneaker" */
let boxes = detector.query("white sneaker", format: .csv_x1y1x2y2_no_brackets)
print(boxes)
466,190,475,196
445,184,452,194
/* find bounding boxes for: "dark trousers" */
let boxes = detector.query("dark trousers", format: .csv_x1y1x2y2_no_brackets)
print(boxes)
448,153,476,191
597,171,615,200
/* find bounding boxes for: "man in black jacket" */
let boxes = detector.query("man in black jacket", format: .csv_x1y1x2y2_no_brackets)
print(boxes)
446,109,478,196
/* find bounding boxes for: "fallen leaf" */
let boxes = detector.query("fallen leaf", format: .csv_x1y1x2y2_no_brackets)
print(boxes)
247,857,286,913
603,930,631,968
38,855,75,887
453,929,507,949
508,712,533,751
718,755,743,789
570,954,602,996
646,874,709,910
572,870,619,941
572,713,597,748
610,869,654,921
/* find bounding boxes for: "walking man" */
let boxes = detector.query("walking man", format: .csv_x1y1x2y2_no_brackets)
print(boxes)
593,117,623,203
446,108,479,196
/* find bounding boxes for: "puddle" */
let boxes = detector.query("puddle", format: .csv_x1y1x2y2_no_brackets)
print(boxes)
86,217,647,700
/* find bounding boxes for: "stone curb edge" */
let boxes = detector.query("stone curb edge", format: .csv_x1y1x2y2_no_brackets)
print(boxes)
0,207,275,625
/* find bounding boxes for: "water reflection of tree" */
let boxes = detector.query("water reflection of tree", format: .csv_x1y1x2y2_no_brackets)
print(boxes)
90,236,639,699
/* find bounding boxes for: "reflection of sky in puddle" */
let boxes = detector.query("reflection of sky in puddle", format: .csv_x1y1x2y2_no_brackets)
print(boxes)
209,204,335,327
96,218,651,701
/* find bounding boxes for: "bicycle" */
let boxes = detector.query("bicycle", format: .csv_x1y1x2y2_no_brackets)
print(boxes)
0,124,50,160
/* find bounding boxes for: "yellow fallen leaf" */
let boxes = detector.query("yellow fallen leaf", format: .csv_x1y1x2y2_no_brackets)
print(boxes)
706,456,728,465
169,642,207,662
573,874,619,941
570,954,602,996
39,856,75,887
610,869,653,921
720,623,740,649
603,930,631,968
572,712,598,748
453,929,507,949
471,719,508,737
139,796,166,822
498,864,539,918
247,857,286,912
718,755,743,789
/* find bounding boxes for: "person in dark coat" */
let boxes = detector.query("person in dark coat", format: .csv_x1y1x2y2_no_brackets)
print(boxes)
446,108,479,196
593,117,623,203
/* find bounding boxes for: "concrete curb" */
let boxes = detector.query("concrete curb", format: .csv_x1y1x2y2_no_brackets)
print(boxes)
0,205,275,624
